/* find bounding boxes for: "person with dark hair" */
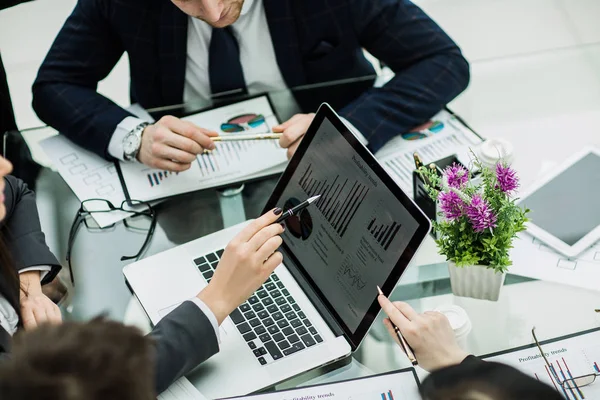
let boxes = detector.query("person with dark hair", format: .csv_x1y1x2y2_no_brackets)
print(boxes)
377,294,564,400
0,293,565,400
0,156,63,362
32,0,469,167
0,148,286,394
0,317,155,400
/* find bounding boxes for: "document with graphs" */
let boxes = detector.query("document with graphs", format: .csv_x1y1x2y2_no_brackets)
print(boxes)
118,96,287,202
230,369,421,400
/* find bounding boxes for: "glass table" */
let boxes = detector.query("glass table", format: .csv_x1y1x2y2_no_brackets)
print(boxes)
21,76,600,395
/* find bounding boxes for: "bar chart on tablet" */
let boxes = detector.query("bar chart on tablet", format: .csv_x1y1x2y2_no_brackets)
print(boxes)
298,163,370,238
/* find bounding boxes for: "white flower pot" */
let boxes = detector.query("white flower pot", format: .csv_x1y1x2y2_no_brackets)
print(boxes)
447,262,506,301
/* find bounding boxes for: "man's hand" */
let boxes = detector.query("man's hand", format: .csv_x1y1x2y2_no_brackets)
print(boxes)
138,115,218,171
19,271,62,331
274,113,315,159
197,209,285,324
378,295,468,371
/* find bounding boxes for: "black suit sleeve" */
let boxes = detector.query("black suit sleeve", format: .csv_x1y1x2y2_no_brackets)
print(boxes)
420,355,563,399
1,176,61,284
0,0,31,11
32,0,134,159
148,301,219,394
340,0,470,152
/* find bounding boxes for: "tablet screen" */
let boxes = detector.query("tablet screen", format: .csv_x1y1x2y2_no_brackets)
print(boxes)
264,105,430,346
521,152,600,246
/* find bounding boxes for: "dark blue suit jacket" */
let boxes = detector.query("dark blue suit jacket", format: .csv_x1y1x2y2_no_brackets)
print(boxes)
32,0,469,159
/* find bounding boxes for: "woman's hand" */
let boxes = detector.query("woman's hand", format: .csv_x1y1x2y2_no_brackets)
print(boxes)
197,208,284,324
378,294,468,371
19,271,62,330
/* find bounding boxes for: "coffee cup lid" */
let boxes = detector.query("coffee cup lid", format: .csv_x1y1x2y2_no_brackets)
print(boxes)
434,305,472,338
478,138,514,166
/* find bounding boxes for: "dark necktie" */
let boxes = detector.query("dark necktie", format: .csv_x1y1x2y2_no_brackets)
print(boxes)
208,27,248,97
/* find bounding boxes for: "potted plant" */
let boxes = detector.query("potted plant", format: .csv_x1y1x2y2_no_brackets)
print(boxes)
418,157,529,301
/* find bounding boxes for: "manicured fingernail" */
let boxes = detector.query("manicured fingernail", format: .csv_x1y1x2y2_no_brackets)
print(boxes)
274,207,282,215
280,222,286,231
377,285,384,296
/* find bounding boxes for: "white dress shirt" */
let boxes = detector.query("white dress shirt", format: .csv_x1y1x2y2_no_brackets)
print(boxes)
108,0,286,161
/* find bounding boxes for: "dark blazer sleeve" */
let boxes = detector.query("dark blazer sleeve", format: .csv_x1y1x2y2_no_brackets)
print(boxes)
32,0,134,159
420,355,563,399
1,176,61,284
148,301,219,394
340,0,470,153
0,0,31,11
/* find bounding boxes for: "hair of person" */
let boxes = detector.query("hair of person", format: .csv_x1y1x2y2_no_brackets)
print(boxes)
0,317,156,400
420,359,564,400
0,232,21,319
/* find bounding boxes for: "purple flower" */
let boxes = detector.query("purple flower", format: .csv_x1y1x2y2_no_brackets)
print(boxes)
465,194,497,233
496,163,519,194
438,191,465,220
444,163,469,189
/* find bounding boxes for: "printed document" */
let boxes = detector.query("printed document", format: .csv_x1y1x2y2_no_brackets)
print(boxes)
118,96,287,202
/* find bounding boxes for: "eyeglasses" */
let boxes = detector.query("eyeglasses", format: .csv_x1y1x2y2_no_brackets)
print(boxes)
66,199,157,285
220,114,266,132
532,327,599,396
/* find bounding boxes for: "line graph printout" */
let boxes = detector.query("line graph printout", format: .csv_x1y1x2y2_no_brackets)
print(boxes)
231,369,420,400
119,96,287,201
484,329,600,400
375,110,482,197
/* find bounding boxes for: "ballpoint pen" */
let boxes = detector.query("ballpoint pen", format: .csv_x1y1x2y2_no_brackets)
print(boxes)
377,286,418,366
275,195,321,224
211,133,282,142
413,152,424,169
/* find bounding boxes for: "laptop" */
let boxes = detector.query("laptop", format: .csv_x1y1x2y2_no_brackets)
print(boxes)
123,104,431,398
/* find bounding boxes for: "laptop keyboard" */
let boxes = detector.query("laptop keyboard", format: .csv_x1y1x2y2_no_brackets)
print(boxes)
194,249,323,365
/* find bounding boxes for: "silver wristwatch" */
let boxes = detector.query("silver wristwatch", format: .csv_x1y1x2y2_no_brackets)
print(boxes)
122,122,150,162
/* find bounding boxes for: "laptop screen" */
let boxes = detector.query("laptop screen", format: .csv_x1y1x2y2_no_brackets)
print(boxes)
264,104,430,348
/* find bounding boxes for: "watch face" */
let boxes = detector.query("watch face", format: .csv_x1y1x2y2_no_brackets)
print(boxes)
123,132,141,155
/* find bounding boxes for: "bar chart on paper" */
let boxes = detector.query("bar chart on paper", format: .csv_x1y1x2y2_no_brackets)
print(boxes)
485,330,600,400
196,140,281,177
147,171,178,187
380,390,395,400
298,163,369,238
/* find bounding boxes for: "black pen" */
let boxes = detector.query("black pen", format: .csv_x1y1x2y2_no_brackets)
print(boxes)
377,286,418,366
275,195,321,223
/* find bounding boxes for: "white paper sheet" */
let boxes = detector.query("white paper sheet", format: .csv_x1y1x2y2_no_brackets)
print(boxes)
510,232,600,291
232,369,420,400
158,377,208,400
39,135,145,227
375,110,483,197
119,96,287,202
484,329,600,400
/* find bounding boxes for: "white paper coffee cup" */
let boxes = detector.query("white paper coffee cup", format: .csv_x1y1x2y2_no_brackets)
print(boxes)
477,138,514,169
434,305,472,351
